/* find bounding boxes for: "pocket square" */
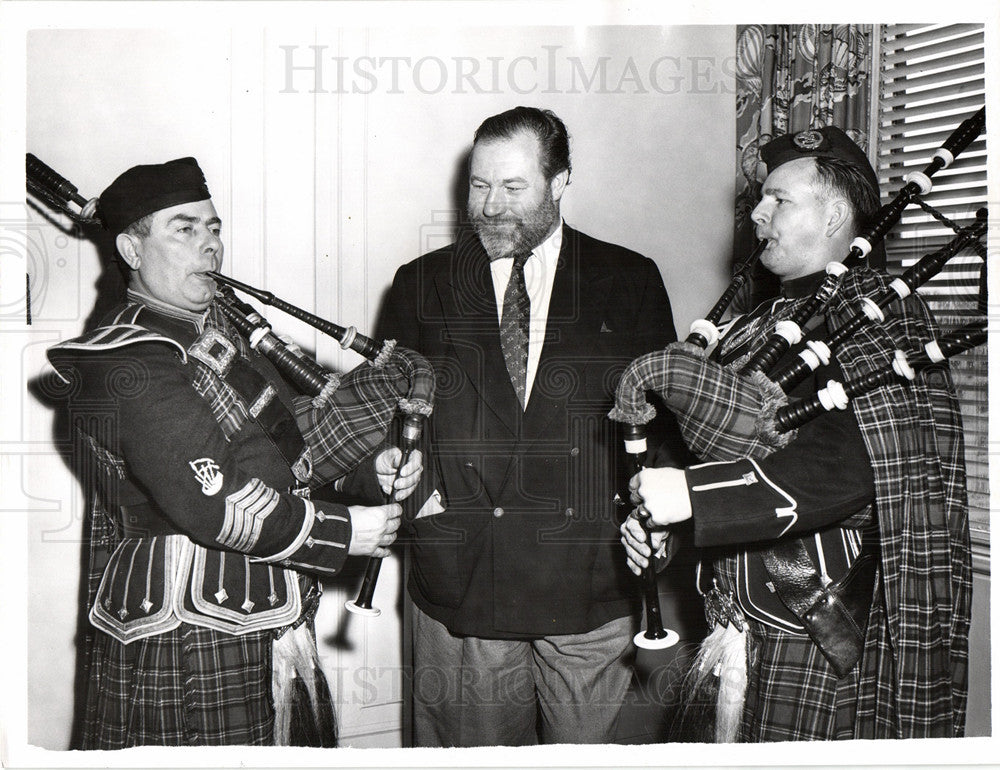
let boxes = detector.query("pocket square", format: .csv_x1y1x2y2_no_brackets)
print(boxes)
600,322,613,333
415,489,446,519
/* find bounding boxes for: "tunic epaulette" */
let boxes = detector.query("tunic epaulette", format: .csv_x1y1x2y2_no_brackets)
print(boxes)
47,323,189,383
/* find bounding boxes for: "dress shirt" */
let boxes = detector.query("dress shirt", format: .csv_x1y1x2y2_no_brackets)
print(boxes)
488,222,562,405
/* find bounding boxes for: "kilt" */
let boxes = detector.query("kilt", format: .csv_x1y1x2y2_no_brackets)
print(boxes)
79,622,336,748
81,623,275,748
740,618,862,742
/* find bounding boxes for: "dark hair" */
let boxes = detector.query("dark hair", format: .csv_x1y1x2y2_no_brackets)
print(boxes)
473,106,572,181
122,212,155,240
811,156,880,235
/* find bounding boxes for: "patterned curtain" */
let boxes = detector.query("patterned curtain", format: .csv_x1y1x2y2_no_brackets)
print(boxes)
733,24,874,308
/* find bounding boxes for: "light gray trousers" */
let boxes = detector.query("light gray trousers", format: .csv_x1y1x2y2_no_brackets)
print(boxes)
411,604,635,747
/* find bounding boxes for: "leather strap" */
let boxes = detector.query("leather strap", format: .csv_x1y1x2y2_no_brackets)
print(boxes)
759,532,879,677
759,538,828,616
760,531,879,617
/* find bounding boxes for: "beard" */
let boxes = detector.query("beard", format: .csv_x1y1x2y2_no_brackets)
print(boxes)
468,188,559,260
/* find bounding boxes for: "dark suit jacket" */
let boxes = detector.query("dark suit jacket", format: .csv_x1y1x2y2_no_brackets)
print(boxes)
379,224,678,637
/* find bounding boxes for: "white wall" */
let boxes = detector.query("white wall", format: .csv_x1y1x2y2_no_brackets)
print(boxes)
20,24,736,750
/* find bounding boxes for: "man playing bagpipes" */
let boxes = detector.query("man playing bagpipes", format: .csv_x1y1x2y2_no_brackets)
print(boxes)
44,158,424,748
621,128,971,740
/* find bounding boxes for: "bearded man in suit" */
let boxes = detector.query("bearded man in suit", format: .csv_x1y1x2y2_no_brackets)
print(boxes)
380,106,681,746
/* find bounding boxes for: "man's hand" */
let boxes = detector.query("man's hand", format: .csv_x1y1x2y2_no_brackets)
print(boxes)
620,514,669,576
628,467,692,527
375,448,423,501
348,503,402,558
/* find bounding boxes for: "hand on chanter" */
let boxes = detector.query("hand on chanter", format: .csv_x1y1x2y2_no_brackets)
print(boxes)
348,503,402,558
375,448,423,501
620,512,670,576
628,466,692,527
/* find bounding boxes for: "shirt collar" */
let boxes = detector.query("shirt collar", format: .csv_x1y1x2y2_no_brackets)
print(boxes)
533,220,563,268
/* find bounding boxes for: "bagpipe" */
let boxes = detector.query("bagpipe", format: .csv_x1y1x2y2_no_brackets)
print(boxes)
609,108,987,647
26,153,436,616
206,273,435,617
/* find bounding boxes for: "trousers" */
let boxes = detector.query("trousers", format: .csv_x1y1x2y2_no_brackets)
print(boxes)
411,604,635,746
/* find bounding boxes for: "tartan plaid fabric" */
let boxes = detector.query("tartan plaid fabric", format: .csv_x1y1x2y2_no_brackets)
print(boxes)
80,619,336,749
81,623,275,748
706,267,970,740
613,343,792,461
191,304,252,438
74,298,347,747
740,617,862,741
294,358,413,484
826,269,970,738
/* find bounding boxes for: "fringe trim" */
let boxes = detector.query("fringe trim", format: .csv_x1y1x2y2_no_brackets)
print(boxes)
750,368,795,448
310,373,342,409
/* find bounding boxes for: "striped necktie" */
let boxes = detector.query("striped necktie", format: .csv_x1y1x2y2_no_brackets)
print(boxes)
500,251,531,408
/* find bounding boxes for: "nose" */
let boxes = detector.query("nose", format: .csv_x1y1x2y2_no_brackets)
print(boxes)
202,229,222,255
750,199,770,227
201,229,223,270
482,187,508,218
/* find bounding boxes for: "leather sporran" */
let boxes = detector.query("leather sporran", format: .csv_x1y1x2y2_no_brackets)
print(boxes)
798,552,878,678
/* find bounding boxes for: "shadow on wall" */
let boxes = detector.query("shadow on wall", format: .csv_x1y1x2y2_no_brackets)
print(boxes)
25,197,128,747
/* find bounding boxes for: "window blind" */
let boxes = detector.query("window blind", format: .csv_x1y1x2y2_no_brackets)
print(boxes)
877,23,988,541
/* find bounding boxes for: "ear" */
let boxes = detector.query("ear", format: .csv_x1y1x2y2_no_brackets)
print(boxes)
116,233,142,271
825,199,852,238
549,169,570,203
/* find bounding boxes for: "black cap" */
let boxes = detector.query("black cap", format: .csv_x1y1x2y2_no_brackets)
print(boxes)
760,126,880,194
99,157,211,233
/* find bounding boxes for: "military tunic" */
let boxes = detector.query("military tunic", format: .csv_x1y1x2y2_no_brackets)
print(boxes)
47,291,380,747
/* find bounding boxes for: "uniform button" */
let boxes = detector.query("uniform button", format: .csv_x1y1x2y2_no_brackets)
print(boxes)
570,447,580,457
493,507,504,518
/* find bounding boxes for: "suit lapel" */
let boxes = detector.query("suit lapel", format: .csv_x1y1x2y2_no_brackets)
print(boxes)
522,226,613,438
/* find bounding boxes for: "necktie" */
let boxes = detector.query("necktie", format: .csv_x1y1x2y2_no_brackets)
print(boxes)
500,252,531,408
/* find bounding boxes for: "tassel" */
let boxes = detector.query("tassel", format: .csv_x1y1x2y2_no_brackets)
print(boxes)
271,623,333,745
712,623,749,742
676,622,749,742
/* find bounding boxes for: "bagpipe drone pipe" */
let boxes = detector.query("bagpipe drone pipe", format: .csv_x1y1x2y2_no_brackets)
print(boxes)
739,107,985,378
207,275,435,617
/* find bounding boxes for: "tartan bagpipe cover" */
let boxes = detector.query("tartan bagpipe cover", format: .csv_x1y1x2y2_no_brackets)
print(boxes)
608,341,794,462
294,344,435,484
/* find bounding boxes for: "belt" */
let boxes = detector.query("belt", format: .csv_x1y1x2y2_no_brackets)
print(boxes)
119,503,179,538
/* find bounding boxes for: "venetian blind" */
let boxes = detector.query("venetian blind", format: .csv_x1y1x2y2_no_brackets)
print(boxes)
876,23,988,541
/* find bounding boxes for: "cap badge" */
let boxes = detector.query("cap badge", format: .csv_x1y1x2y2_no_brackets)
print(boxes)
793,129,825,151
190,457,224,496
